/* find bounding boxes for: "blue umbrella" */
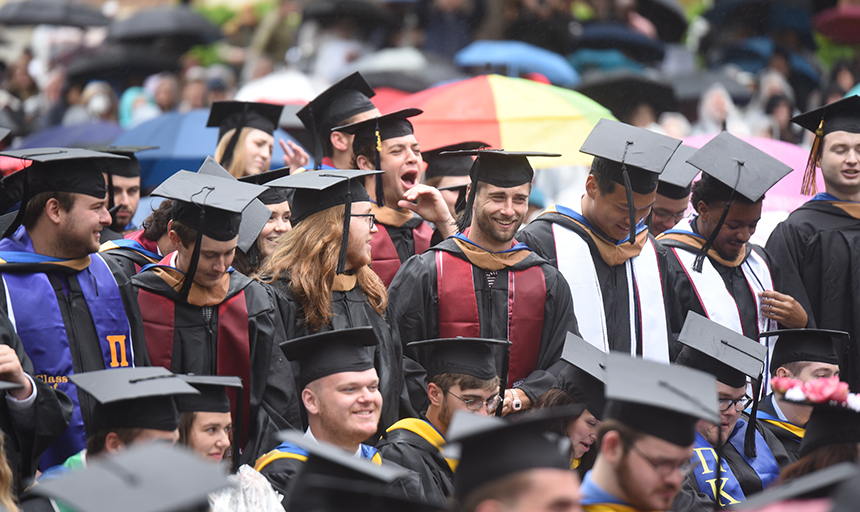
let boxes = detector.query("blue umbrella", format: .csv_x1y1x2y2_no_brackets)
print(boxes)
112,108,313,190
454,40,580,87
18,121,124,150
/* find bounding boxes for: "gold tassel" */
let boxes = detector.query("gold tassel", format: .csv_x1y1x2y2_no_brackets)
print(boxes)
376,128,382,152
801,119,824,196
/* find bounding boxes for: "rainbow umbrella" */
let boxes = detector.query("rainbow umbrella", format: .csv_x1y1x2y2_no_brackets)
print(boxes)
383,74,614,168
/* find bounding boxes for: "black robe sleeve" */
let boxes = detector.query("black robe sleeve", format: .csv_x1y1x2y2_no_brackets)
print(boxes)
258,455,304,510
375,429,453,504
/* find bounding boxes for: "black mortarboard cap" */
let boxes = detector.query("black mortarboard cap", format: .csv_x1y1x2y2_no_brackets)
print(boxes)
734,462,860,510
789,95,860,196
799,401,860,456
556,332,607,419
279,327,379,389
762,328,844,372
676,311,766,386
238,166,293,205
406,337,510,381
657,144,698,200
32,443,231,512
292,475,441,512
334,108,422,207
296,72,377,168
686,132,792,203
580,119,681,244
152,168,265,243
685,132,791,272
423,141,488,180
446,411,570,500
206,101,284,170
267,169,381,273
92,145,158,178
69,367,198,434
604,353,720,447
174,375,241,414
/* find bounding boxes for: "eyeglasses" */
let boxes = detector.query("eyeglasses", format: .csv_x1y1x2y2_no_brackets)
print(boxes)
352,213,375,228
447,391,502,412
629,443,692,477
718,395,753,413
651,209,686,223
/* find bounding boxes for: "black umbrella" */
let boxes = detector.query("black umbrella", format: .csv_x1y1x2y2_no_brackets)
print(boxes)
303,0,396,33
106,6,222,55
636,0,688,43
576,70,677,123
576,23,665,63
0,0,109,27
66,44,180,83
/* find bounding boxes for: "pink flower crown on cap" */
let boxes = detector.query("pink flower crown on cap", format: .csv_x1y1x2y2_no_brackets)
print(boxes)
770,375,859,410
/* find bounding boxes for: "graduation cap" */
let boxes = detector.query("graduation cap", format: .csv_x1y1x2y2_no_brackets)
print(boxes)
685,132,791,271
92,145,158,226
733,461,860,510
405,337,510,382
175,374,244,470
556,332,607,419
333,108,422,207
423,141,488,180
761,328,845,373
279,327,379,389
579,118,682,245
439,149,560,231
32,443,231,512
295,72,377,169
791,95,860,195
69,367,198,435
151,166,265,297
0,147,129,238
445,410,570,500
604,352,720,447
267,169,381,274
798,400,860,457
657,144,699,200
237,166,293,205
194,156,276,255
675,311,767,457
206,101,284,170
291,474,441,512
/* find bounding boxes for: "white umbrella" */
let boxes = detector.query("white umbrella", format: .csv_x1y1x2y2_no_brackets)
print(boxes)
234,69,324,105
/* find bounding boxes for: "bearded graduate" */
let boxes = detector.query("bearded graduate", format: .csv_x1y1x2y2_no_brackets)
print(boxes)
256,170,408,431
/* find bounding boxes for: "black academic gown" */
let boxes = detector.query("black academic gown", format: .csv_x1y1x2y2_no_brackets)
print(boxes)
518,213,674,358
133,264,296,464
765,200,860,388
375,415,454,504
269,276,407,431
387,237,577,411
672,418,792,512
99,244,159,285
0,314,72,495
757,393,803,463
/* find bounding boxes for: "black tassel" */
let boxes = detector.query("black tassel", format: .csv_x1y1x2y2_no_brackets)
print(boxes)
179,208,206,300
374,119,384,207
622,167,636,246
715,425,724,510
744,376,762,459
3,174,27,239
308,104,322,170
336,180,352,275
693,160,743,273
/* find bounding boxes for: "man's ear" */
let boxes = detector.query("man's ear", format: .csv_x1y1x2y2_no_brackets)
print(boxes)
167,223,183,252
43,197,64,225
104,432,125,454
331,131,350,152
427,382,443,407
600,430,624,463
585,174,599,200
775,367,792,379
696,200,710,220
302,387,319,415
356,154,373,171
474,499,506,512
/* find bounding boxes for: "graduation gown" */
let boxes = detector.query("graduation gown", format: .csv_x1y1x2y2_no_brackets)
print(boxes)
269,273,406,431
756,394,804,463
765,195,860,388
517,206,674,360
368,205,434,288
0,226,147,470
98,229,162,284
133,254,295,464
0,313,72,494
672,418,791,512
375,416,455,504
387,233,577,409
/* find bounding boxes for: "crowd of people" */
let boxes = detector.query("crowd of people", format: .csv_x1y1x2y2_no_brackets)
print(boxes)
0,1,859,512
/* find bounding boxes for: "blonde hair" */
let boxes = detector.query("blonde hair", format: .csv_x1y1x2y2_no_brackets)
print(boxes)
214,127,251,178
257,204,387,331
0,435,18,512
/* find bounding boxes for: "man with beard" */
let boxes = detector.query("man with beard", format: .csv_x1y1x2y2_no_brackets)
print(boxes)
336,109,458,286
256,328,424,507
0,148,148,471
376,337,508,503
580,354,720,512
517,120,681,363
671,313,791,511
659,133,811,373
766,95,860,390
96,146,154,242
388,150,577,416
